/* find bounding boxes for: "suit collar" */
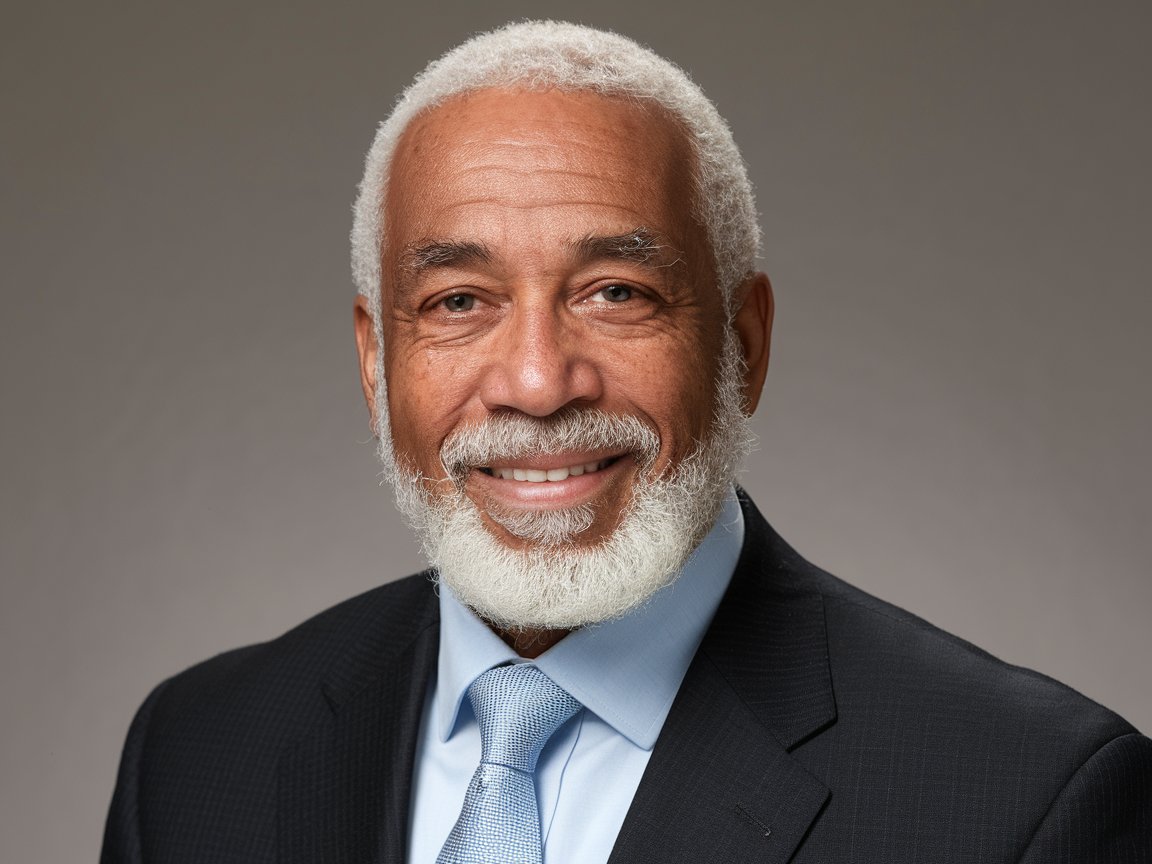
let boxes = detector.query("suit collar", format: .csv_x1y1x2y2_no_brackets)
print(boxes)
702,488,838,751
315,574,440,712
608,490,836,863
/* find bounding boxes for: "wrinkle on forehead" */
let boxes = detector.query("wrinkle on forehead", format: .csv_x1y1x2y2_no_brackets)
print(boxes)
381,87,709,290
390,87,695,196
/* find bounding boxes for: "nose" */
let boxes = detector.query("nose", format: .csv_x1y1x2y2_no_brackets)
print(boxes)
478,303,603,417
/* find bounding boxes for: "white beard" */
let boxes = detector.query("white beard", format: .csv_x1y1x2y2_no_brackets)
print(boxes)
376,329,754,631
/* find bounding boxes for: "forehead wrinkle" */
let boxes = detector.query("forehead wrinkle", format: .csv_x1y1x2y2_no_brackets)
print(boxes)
452,163,641,188
481,136,565,149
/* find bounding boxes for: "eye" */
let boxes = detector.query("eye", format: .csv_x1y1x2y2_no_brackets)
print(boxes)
593,284,633,303
441,293,475,312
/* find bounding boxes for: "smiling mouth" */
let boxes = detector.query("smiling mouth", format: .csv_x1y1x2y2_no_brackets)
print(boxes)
476,456,622,483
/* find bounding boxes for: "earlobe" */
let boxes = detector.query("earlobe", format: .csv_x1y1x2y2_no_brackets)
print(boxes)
731,273,774,415
353,296,379,426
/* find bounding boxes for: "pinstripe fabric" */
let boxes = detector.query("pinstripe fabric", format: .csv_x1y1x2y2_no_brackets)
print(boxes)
1017,733,1152,863
102,492,1152,863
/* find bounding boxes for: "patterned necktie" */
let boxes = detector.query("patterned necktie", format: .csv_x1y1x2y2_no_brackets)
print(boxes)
436,664,582,864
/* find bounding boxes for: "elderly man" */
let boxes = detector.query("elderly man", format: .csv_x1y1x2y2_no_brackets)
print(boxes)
102,21,1150,864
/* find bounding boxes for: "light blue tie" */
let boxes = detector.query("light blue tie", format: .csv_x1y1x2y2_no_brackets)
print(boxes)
436,664,582,864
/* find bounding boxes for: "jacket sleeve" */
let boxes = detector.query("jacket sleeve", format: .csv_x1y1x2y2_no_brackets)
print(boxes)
100,680,171,864
1018,732,1152,863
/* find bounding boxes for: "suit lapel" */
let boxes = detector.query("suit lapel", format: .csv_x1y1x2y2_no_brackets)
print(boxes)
277,581,439,864
609,492,837,863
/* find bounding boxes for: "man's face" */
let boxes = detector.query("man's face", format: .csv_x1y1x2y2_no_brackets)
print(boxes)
377,88,726,542
355,88,772,630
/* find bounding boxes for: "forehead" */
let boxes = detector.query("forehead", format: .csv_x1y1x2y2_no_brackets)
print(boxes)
383,88,703,262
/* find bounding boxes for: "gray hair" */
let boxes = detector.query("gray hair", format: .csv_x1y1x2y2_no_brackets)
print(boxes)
350,20,760,318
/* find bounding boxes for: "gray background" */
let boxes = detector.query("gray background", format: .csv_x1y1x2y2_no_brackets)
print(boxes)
3,1,1149,860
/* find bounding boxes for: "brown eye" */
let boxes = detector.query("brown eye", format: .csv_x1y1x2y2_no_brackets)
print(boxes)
442,294,475,312
595,284,632,303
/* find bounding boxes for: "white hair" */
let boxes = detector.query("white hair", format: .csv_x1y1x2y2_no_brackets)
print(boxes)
350,19,760,317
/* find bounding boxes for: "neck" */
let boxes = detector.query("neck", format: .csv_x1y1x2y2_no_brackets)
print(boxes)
494,626,571,658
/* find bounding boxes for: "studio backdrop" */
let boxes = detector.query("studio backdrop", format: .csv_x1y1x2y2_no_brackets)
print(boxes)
2,2,1149,861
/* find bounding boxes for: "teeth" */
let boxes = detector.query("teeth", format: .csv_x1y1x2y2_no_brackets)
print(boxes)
486,459,611,482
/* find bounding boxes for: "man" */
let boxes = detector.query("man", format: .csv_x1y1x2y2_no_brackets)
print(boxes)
102,21,1150,863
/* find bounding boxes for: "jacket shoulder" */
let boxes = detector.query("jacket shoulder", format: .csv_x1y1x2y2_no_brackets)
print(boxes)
824,577,1134,731
143,571,439,744
103,573,438,861
737,489,1136,742
735,493,1148,858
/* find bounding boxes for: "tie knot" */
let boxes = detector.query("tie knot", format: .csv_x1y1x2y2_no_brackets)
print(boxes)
467,665,581,773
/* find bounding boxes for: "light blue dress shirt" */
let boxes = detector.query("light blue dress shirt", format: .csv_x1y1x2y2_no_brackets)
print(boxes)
407,489,745,864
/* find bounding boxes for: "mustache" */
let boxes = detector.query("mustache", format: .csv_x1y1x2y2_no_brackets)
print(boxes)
440,408,660,484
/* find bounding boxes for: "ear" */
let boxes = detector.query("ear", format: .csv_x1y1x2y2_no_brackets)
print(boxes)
353,295,380,428
731,272,774,415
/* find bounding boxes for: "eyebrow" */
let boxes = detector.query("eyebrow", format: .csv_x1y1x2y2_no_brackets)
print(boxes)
394,227,684,287
571,228,685,270
397,240,493,277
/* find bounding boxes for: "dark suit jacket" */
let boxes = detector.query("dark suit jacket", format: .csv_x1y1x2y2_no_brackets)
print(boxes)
102,491,1152,862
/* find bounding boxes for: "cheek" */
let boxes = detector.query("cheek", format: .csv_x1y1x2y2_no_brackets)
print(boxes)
384,348,480,470
604,337,720,446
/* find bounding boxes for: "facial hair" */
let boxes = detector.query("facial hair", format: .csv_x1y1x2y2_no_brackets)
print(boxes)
376,328,754,631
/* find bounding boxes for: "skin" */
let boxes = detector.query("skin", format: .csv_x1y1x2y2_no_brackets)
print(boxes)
355,88,773,656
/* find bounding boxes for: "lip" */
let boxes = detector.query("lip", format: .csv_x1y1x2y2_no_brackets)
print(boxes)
468,451,633,509
475,449,625,472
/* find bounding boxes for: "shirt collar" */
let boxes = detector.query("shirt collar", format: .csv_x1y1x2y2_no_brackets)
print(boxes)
435,488,744,749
